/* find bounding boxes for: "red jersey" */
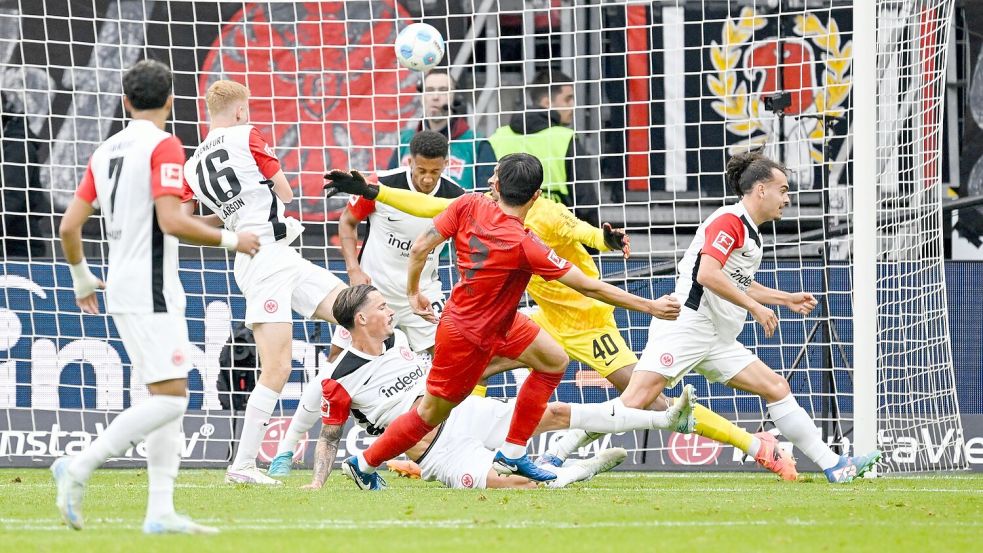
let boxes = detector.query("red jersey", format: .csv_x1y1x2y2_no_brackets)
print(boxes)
433,193,572,346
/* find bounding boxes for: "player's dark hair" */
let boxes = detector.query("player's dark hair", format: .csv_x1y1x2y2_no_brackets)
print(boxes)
332,284,378,331
409,129,449,159
497,153,544,206
528,68,573,106
122,60,173,110
726,150,787,197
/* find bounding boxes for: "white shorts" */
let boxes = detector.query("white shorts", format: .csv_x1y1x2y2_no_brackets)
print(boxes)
233,242,344,328
113,312,193,384
636,307,758,387
417,396,515,489
328,292,444,352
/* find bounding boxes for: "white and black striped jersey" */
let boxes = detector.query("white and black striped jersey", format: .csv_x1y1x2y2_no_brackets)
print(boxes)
675,202,763,342
184,124,297,245
346,167,465,302
75,119,188,314
319,329,427,434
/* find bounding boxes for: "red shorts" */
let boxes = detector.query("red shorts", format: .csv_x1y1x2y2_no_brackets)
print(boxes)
427,312,541,403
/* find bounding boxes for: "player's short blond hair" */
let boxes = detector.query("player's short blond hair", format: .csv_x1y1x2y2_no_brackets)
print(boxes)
205,80,249,116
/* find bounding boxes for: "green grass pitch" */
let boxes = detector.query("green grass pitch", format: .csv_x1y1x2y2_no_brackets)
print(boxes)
2,469,980,552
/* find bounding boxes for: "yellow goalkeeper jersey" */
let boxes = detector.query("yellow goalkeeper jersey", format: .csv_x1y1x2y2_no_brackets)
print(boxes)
374,185,616,333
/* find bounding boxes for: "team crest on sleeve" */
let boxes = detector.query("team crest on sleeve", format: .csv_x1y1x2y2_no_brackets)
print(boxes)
171,348,186,366
547,249,567,269
339,327,351,340
660,353,674,367
321,396,329,415
264,299,279,313
460,473,474,488
161,163,183,188
711,231,735,255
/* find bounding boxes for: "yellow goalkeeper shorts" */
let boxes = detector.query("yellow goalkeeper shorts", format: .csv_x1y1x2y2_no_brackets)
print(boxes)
529,308,638,378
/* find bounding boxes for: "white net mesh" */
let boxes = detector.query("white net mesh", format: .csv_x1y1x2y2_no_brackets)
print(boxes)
0,0,963,473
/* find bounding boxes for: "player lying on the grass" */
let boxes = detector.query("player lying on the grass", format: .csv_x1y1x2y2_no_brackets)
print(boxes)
569,151,881,483
53,60,260,535
333,155,682,489
184,80,349,485
324,163,797,481
267,130,464,477
300,285,696,490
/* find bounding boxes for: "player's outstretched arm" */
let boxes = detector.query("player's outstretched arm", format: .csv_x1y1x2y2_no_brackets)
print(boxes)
302,423,344,490
323,170,452,218
407,225,448,323
267,170,294,204
154,195,260,256
748,282,817,316
696,254,778,337
557,265,681,320
59,197,104,314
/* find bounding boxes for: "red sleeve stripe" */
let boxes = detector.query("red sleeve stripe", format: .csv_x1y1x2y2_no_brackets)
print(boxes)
700,213,745,265
150,136,188,199
76,161,97,203
248,127,281,179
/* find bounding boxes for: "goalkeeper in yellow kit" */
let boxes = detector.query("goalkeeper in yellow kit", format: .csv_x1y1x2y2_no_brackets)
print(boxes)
323,170,797,481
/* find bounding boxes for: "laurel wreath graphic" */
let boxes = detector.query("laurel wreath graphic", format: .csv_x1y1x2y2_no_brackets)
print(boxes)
708,8,853,162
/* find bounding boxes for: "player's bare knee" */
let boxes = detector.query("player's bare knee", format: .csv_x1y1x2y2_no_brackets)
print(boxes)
761,377,791,403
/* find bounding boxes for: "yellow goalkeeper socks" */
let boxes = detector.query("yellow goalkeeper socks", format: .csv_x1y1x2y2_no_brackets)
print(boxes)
692,404,754,453
471,385,487,398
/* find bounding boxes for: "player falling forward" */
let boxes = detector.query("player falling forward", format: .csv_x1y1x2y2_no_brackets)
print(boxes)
338,153,681,490
184,80,347,485
267,130,464,477
303,285,696,490
325,161,797,481
577,151,881,483
53,60,259,534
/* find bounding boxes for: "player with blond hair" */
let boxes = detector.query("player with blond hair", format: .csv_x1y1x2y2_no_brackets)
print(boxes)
184,79,347,485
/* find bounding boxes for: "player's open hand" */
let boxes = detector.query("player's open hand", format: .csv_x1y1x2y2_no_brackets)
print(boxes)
75,287,103,315
751,303,778,338
348,268,372,286
236,231,261,257
323,169,379,200
602,223,631,258
785,292,818,315
651,294,681,320
409,292,437,324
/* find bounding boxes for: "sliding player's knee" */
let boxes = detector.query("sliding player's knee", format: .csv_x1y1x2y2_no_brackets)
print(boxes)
539,349,569,374
417,396,456,425
759,376,791,403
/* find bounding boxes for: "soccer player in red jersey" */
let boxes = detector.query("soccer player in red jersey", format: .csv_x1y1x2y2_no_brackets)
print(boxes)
341,153,681,488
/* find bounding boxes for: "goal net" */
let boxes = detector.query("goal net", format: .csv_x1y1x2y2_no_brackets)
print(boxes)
0,0,965,474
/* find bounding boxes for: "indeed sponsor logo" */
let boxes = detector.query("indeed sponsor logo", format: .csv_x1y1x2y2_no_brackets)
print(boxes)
379,366,425,398
387,233,412,252
729,268,754,290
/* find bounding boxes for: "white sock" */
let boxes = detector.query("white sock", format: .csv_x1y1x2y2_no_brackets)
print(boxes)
568,398,670,433
355,453,376,474
498,442,527,459
276,380,323,456
768,394,841,470
747,436,762,457
69,394,186,482
144,406,185,520
232,384,279,469
546,429,603,462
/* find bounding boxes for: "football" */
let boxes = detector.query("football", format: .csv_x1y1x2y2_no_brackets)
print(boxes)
394,22,445,72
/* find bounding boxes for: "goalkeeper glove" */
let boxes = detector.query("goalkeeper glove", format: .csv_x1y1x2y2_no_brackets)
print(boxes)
601,222,629,252
323,170,379,200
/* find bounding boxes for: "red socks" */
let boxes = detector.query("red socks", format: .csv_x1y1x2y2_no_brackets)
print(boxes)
505,370,563,446
363,409,436,468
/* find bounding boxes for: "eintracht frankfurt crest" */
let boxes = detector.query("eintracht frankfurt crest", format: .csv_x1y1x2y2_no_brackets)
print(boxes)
707,8,852,188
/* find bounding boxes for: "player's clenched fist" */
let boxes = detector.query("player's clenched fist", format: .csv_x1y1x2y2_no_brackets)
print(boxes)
601,223,631,259
750,303,778,338
235,231,261,257
649,294,681,320
785,292,817,316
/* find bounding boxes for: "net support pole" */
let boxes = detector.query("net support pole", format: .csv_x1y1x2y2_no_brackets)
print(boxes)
851,0,878,457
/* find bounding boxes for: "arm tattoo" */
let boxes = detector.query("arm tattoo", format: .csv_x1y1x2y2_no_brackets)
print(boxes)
311,424,344,487
424,224,442,240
